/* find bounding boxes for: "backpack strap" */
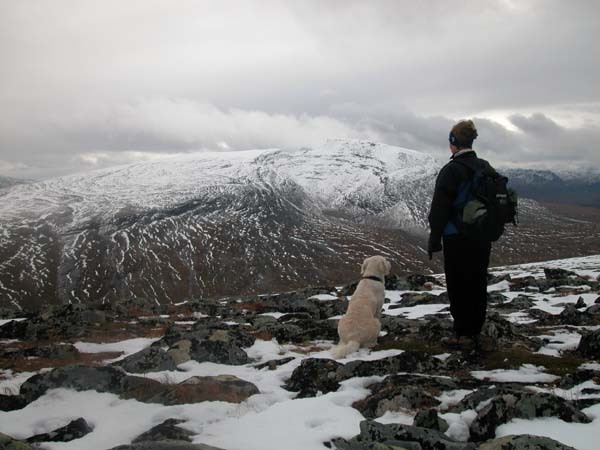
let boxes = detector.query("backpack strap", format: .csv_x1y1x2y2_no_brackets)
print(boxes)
450,157,480,174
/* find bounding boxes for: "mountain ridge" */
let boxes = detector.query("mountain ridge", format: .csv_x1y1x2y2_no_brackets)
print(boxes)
2,140,600,311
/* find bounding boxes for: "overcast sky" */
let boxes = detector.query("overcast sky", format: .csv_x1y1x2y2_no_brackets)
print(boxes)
1,0,599,179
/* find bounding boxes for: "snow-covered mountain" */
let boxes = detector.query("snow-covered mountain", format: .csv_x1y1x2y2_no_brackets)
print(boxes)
1,140,600,311
0,140,438,311
0,175,28,190
503,168,600,207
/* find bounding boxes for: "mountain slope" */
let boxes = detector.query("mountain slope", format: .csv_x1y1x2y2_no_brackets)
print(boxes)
0,141,437,310
2,140,600,311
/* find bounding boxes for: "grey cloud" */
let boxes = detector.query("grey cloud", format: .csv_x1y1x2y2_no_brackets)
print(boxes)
0,1,599,178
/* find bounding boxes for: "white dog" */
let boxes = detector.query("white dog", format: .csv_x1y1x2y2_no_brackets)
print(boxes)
330,255,391,359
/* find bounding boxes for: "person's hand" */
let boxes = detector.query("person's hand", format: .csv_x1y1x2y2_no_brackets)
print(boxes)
428,236,442,260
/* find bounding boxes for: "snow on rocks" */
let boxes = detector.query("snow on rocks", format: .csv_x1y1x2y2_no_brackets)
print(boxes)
1,255,600,449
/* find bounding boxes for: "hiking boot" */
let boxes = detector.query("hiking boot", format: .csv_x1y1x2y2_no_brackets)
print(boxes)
441,335,461,349
463,334,496,352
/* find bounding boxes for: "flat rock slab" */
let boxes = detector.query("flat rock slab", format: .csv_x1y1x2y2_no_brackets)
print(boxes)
132,419,195,443
27,417,93,443
332,420,476,450
479,434,577,450
19,365,258,405
109,442,225,450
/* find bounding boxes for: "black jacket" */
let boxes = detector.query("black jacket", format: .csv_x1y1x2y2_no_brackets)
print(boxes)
428,151,499,245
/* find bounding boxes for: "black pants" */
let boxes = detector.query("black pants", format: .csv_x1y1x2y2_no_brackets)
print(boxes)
442,235,491,336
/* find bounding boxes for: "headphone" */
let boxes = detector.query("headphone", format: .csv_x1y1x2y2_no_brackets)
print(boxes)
449,131,458,145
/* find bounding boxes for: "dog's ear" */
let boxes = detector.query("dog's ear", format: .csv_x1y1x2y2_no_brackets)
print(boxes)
376,257,390,276
361,258,369,276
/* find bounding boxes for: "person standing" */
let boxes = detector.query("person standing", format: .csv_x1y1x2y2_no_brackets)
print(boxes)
427,120,499,348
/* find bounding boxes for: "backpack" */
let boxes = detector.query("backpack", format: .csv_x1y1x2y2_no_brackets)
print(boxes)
449,159,518,242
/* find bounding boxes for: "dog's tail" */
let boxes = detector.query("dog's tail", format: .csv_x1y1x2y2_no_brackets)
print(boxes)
330,340,360,359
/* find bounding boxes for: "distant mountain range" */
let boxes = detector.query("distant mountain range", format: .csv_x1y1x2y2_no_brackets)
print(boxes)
0,175,28,190
1,140,600,311
503,168,600,207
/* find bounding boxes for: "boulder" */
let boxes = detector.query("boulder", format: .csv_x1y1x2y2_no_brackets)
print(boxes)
109,442,224,450
1,343,81,361
493,295,534,310
132,419,195,443
26,417,93,443
114,347,179,373
469,392,590,441
479,434,576,450
586,304,600,315
188,339,249,365
159,320,255,349
355,385,439,418
577,329,600,358
395,292,448,308
558,369,600,389
250,315,338,343
284,358,343,398
148,375,259,405
285,352,443,398
19,365,163,404
559,304,585,326
413,409,449,433
0,432,37,450
332,420,476,450
167,340,192,365
418,317,455,341
19,365,258,406
0,394,28,411
480,313,541,350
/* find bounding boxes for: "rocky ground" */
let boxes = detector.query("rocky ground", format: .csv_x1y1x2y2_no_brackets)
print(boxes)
1,255,600,449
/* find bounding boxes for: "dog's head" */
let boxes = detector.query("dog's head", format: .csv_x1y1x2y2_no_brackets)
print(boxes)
360,255,391,277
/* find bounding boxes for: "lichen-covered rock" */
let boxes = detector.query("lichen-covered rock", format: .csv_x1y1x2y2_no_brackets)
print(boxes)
284,358,343,398
479,313,541,350
26,417,93,443
337,351,443,380
0,394,28,411
148,375,259,405
285,352,445,399
114,347,179,373
418,317,455,341
479,434,576,450
413,409,449,432
167,339,192,365
132,419,195,443
19,364,258,406
391,292,448,308
577,328,600,358
188,339,249,365
469,392,590,441
333,420,476,450
109,442,225,450
352,375,459,419
1,343,80,361
544,268,578,280
19,365,163,404
0,432,37,450
250,315,338,343
493,295,534,310
558,368,600,389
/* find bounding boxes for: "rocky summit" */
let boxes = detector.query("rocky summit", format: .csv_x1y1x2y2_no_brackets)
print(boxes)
0,255,600,449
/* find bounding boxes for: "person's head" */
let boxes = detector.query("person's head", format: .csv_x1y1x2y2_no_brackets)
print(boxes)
449,120,478,153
